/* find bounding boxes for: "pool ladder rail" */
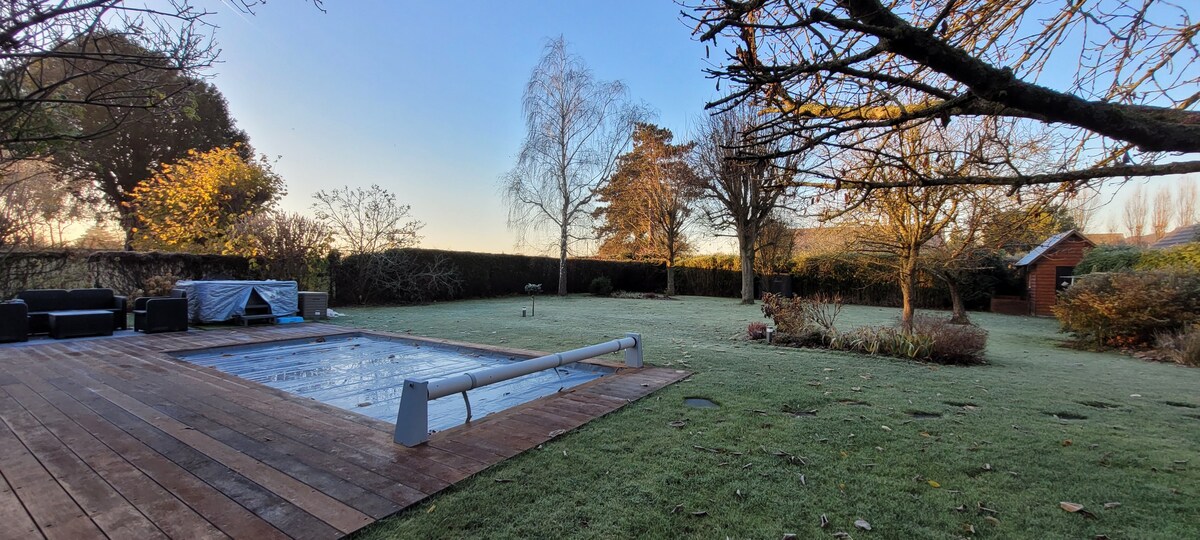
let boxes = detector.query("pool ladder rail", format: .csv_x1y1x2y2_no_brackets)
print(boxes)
393,333,643,447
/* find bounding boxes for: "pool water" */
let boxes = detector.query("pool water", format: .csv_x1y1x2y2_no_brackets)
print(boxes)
175,334,611,431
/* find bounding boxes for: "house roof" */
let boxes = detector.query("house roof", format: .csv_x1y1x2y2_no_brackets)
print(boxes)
1150,224,1199,249
1086,233,1125,246
1015,230,1094,267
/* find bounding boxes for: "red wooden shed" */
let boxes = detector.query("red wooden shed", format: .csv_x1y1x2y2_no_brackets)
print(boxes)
1015,230,1095,316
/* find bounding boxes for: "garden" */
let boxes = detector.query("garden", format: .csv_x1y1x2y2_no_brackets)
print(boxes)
338,295,1200,539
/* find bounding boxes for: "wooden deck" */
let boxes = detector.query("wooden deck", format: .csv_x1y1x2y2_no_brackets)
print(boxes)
0,324,688,540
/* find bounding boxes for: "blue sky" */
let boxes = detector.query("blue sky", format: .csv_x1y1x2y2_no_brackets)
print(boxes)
205,1,721,253
203,1,1190,252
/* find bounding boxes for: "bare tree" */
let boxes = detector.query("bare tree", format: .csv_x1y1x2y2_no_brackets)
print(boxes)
1178,178,1198,228
1123,185,1148,246
690,0,1200,188
1,160,86,247
693,104,801,304
312,185,423,254
502,37,643,296
1151,187,1173,241
1064,189,1100,233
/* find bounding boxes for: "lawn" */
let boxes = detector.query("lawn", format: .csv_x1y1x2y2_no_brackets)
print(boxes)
337,295,1199,539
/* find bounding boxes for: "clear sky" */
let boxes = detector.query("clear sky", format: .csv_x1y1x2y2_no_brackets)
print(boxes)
202,1,1191,253
204,0,722,254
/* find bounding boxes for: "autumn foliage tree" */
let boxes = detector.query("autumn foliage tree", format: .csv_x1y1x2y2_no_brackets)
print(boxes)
129,146,283,252
594,123,698,295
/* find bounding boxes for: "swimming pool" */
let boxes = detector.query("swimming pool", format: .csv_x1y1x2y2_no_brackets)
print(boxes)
174,333,613,431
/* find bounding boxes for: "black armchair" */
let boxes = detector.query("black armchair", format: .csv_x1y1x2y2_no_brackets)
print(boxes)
133,297,188,334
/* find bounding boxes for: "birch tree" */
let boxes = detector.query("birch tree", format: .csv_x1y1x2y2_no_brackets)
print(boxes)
502,37,643,295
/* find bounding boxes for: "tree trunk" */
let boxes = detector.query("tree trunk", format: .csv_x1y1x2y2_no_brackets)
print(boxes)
947,279,970,325
739,241,756,305
120,212,136,251
899,258,917,335
557,226,569,296
665,264,676,296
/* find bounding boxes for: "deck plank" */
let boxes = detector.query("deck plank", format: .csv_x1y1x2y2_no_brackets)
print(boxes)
0,388,168,540
0,414,104,540
0,324,687,539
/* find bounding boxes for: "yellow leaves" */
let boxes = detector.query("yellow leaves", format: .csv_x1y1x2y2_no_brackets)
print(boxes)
927,480,941,488
128,146,283,252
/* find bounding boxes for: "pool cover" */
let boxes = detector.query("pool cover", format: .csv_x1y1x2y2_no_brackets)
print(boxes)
176,334,611,431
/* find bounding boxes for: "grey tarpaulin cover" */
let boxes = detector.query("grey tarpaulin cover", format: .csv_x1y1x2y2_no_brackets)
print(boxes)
174,280,298,323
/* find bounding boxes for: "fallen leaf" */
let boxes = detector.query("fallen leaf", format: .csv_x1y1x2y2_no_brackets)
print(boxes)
881,425,892,432
820,514,830,528
426,504,436,514
1103,502,1121,509
668,420,687,428
963,523,976,534
547,429,567,437
854,518,872,531
494,478,512,483
919,431,931,438
954,505,966,512
984,516,1000,526
1062,439,1073,446
982,463,993,471
690,511,708,517
782,534,797,540
671,504,683,514
831,533,852,539
1060,502,1084,513
928,480,941,488
799,474,806,485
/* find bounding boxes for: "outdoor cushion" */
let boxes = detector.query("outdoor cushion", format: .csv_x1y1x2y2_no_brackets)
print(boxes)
16,289,70,313
67,288,115,310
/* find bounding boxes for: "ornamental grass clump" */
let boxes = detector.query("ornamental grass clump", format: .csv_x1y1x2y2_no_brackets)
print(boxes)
762,293,987,364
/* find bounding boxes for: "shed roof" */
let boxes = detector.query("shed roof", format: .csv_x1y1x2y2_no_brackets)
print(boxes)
1150,224,1199,249
1015,230,1094,267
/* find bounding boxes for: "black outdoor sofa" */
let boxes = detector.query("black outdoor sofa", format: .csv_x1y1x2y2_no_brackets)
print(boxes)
18,289,127,334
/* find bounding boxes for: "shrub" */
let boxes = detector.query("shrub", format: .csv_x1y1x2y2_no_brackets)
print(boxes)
142,274,179,298
1154,325,1200,367
761,292,843,336
1137,242,1200,272
912,314,989,364
747,321,767,340
589,276,613,296
1054,270,1200,347
1076,245,1143,274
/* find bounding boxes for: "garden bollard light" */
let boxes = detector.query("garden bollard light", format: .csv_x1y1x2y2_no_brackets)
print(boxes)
522,307,527,317
766,327,775,344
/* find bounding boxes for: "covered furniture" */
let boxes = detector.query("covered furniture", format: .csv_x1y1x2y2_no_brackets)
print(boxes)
297,291,329,320
0,302,29,343
16,289,127,334
173,280,298,324
48,310,114,339
133,297,189,334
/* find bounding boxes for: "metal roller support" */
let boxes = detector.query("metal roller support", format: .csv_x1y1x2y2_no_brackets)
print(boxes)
394,333,644,446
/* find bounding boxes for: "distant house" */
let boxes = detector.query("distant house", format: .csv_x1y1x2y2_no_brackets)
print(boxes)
1150,224,1199,250
1014,230,1095,316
